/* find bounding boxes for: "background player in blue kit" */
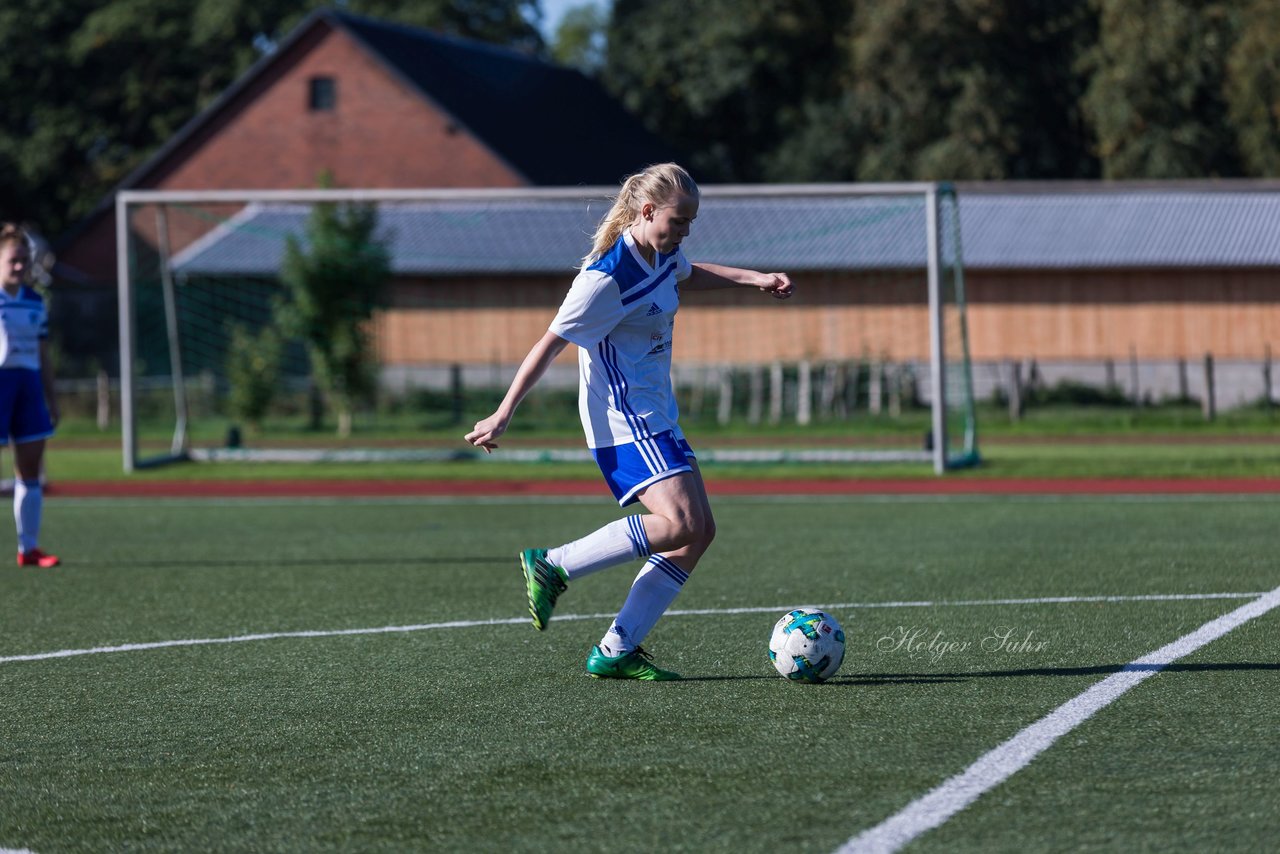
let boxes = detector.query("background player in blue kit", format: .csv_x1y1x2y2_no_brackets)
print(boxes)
0,224,60,568
465,164,793,680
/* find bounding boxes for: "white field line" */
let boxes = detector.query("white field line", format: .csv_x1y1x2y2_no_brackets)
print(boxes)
837,585,1280,854
0,591,1264,665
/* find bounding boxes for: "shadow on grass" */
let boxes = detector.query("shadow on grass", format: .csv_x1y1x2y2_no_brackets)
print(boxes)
676,674,963,685
77,556,509,569
841,662,1280,683
679,662,1279,684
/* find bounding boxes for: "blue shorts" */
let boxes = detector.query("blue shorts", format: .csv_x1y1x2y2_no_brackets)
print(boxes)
0,368,54,445
592,430,696,506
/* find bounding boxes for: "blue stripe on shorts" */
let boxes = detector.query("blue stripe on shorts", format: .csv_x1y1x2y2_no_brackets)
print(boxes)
592,430,696,506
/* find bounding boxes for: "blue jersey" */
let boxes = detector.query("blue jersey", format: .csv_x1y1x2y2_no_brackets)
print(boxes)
0,286,48,370
549,231,692,449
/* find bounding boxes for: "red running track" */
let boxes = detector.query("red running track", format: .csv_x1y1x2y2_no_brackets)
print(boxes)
44,478,1280,498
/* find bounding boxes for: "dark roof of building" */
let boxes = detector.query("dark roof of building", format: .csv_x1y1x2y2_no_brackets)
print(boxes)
56,9,679,254
331,11,680,185
170,186,1280,277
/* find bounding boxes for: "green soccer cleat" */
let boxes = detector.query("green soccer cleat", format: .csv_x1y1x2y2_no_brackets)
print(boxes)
519,548,568,631
586,645,681,681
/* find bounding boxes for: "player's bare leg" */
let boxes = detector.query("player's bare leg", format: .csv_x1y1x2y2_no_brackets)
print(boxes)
633,461,715,571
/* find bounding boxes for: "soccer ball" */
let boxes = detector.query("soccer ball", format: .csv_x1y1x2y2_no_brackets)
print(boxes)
768,607,846,683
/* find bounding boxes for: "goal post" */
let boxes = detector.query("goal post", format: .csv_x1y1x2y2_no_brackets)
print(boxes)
115,183,978,473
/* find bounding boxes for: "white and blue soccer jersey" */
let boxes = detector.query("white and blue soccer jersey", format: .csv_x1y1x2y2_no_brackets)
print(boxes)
550,231,693,450
0,285,54,444
0,286,49,371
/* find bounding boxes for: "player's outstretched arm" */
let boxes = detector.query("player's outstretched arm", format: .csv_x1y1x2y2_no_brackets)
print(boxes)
464,330,569,453
683,263,794,299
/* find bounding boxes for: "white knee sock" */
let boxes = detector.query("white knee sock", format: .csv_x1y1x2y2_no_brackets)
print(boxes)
14,479,42,553
599,555,689,656
548,515,650,581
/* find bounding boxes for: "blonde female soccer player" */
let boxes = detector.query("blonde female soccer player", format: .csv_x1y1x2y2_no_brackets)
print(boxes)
0,224,59,567
465,163,793,680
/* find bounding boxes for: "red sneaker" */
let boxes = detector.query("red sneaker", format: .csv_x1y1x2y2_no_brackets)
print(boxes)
17,549,59,568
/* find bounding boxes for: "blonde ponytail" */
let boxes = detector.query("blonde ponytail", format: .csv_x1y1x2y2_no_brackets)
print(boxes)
582,163,699,267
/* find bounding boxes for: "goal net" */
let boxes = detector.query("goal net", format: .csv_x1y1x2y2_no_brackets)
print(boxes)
115,184,978,473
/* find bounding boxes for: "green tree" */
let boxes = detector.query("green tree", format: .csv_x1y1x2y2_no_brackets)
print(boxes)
224,322,283,430
1081,0,1242,179
602,0,1096,184
1226,0,1280,176
348,0,543,52
0,0,309,238
550,2,608,75
801,0,1097,182
602,0,848,181
277,200,390,437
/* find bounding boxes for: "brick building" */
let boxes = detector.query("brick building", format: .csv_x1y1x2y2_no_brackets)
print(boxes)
53,9,678,369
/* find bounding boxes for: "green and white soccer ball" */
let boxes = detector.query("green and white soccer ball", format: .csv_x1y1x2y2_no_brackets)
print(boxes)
768,607,846,683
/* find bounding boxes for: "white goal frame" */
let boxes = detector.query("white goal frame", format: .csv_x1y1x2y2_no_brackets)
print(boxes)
115,183,973,474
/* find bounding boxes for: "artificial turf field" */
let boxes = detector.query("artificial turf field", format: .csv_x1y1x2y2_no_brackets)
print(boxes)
1,494,1277,852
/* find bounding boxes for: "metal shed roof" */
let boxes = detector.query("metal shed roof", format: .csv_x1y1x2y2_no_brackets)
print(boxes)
169,189,1280,276
958,192,1280,269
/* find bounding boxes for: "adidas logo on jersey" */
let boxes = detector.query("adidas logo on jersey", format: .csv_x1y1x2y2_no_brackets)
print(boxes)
645,302,663,316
